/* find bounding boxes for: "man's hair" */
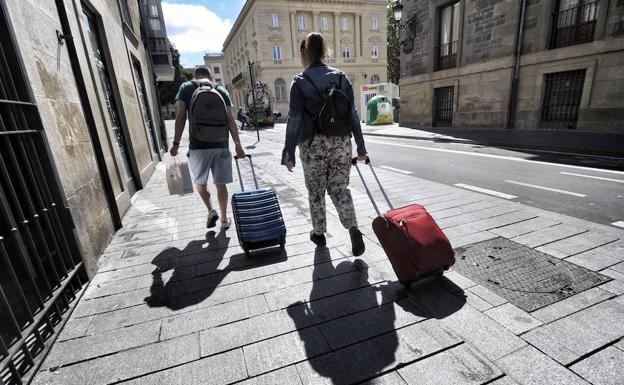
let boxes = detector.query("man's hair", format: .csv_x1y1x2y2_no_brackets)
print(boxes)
193,66,212,79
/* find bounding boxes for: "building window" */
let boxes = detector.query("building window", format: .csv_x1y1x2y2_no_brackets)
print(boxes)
321,16,329,31
150,18,161,31
342,46,351,58
214,66,220,74
541,69,586,129
150,4,158,17
273,45,282,63
269,13,279,28
275,78,287,102
298,16,307,31
371,45,379,58
371,16,378,30
550,0,599,49
371,74,380,84
342,17,349,31
436,2,459,71
121,0,133,25
433,86,454,127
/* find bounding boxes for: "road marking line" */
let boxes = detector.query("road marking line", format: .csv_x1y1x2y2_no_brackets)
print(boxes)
454,183,517,200
366,138,624,175
560,172,624,184
505,180,587,197
379,166,413,175
612,221,624,229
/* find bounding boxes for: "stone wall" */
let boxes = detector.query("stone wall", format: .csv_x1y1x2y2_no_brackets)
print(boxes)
399,0,624,133
5,0,164,276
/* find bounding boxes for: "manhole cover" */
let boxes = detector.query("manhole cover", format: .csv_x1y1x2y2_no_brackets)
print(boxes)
453,237,611,312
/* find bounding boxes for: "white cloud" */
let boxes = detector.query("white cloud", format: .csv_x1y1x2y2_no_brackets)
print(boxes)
161,2,233,54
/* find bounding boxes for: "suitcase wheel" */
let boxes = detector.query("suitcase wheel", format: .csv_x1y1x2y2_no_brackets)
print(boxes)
279,238,285,250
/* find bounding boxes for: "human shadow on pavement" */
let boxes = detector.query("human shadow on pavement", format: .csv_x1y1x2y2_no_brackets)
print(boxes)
286,247,466,384
144,230,287,311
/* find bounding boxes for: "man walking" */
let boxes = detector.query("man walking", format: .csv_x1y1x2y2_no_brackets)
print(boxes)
171,66,245,229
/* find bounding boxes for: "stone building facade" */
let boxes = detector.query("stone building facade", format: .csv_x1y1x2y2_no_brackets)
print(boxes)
1,0,172,277
204,53,226,85
222,0,389,115
399,0,624,132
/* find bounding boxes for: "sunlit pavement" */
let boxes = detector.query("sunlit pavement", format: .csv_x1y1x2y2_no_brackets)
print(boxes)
31,121,624,385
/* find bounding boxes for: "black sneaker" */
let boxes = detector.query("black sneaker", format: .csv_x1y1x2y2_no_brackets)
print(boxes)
206,210,219,228
350,227,365,256
310,231,326,247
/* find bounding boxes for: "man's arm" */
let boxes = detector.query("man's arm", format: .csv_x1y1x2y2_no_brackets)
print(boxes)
226,106,245,158
170,101,187,156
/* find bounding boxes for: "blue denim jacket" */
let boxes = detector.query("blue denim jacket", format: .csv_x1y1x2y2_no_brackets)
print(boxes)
282,63,367,165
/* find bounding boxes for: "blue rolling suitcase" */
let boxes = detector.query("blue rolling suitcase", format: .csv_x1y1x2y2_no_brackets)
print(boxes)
232,155,286,257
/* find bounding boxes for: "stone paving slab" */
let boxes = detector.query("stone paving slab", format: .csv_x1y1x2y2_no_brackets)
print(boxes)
496,346,589,385
398,344,503,385
522,300,624,365
570,346,624,385
31,125,624,385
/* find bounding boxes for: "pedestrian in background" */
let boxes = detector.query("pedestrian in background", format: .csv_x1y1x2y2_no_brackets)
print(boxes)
171,66,245,229
282,32,367,256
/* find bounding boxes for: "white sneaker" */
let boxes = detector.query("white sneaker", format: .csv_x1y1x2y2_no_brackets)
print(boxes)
220,218,232,230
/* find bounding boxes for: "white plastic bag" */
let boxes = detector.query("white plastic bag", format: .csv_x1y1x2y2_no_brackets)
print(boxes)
166,155,193,195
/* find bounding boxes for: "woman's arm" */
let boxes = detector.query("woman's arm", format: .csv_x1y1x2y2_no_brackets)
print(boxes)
345,76,367,156
282,78,304,167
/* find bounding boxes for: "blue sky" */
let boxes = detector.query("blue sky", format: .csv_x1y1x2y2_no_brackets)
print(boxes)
162,0,247,67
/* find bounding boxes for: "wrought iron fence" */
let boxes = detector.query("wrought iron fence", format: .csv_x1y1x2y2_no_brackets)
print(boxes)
433,86,454,127
1,4,87,384
550,0,599,49
435,40,458,71
541,69,586,129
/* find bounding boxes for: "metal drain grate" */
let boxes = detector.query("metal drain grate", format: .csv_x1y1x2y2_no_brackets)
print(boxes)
453,237,611,312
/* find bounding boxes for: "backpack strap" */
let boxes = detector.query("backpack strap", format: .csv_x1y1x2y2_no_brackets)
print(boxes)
301,73,322,98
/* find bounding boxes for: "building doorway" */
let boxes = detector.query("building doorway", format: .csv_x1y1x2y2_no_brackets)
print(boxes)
83,7,137,195
132,59,159,157
541,69,586,129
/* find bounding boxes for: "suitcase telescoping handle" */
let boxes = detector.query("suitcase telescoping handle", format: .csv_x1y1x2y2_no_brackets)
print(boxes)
352,156,394,217
234,154,259,192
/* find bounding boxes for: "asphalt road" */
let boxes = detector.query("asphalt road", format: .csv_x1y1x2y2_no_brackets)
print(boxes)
241,124,624,228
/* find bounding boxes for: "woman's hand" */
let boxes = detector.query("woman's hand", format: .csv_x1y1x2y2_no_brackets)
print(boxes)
357,154,368,162
282,153,294,172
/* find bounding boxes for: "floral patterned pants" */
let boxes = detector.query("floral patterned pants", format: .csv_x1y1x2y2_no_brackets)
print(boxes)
300,135,358,234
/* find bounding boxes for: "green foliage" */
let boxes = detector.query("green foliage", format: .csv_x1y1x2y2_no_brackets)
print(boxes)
157,41,191,106
387,0,401,85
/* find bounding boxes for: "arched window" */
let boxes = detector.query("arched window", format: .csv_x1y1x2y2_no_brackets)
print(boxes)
274,78,287,102
371,74,380,84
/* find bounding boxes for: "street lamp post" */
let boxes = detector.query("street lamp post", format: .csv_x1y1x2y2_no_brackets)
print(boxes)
247,60,260,142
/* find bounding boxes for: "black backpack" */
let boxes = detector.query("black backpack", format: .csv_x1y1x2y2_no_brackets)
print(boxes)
302,73,353,137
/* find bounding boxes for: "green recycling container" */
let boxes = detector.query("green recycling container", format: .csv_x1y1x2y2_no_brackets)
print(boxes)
366,95,393,125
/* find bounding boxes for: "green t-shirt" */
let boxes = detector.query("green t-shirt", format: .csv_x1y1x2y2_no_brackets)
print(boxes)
176,80,232,149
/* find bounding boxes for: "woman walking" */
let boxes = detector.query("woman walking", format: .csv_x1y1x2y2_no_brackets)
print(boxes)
282,33,368,256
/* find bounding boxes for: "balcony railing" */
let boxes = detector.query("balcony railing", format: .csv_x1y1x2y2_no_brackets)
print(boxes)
435,41,458,71
550,0,599,49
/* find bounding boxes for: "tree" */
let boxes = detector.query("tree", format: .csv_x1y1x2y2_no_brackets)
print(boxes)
387,0,401,85
158,41,192,107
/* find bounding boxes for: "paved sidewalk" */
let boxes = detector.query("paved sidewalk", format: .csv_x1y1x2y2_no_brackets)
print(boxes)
362,123,624,157
31,124,624,385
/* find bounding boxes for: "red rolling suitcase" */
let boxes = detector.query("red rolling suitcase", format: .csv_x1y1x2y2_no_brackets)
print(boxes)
353,157,455,287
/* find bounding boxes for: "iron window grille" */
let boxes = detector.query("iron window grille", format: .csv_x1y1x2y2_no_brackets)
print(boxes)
0,4,88,384
541,69,586,129
550,0,599,49
433,86,454,127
